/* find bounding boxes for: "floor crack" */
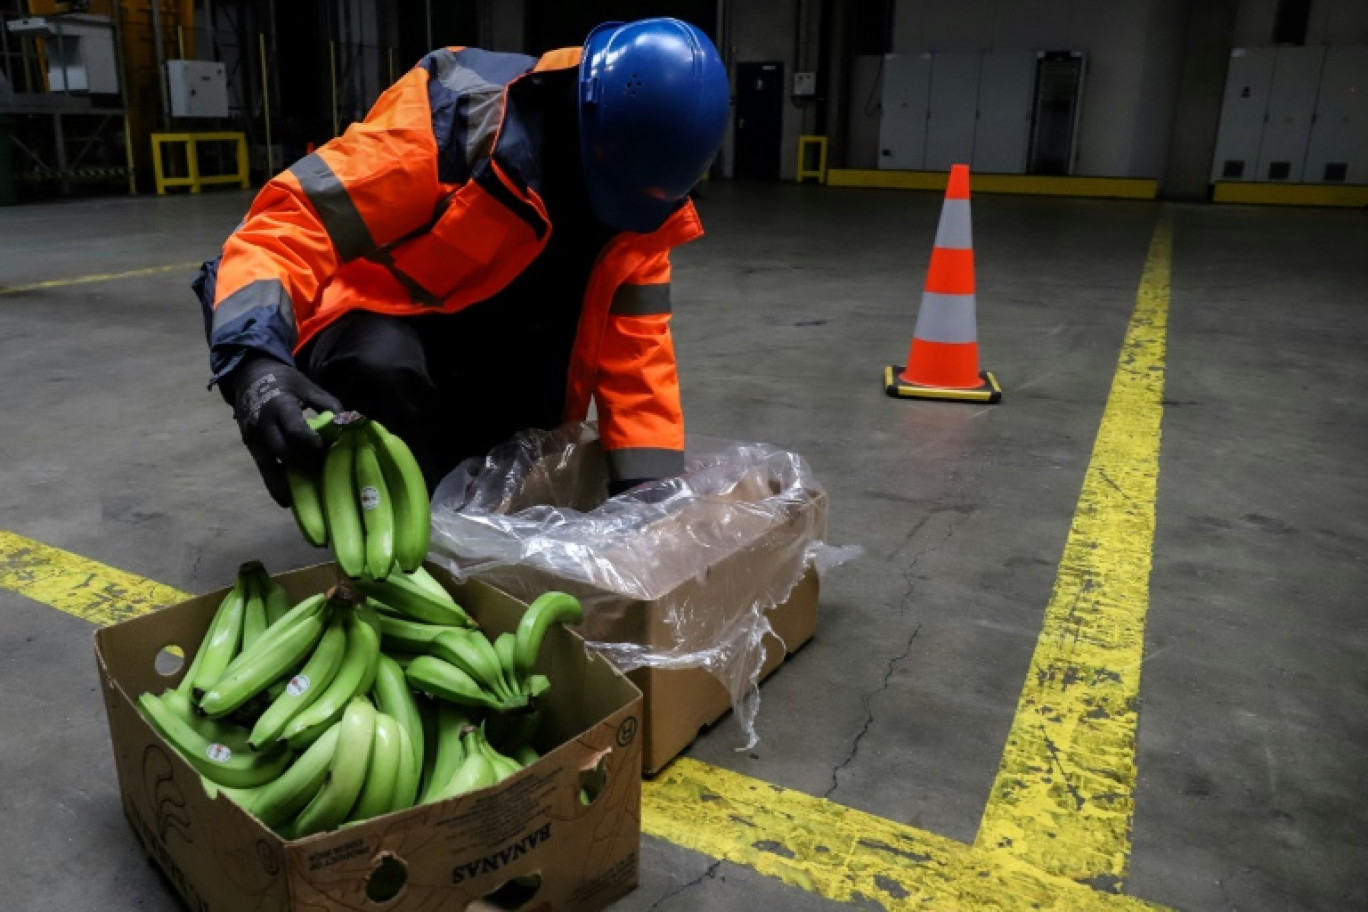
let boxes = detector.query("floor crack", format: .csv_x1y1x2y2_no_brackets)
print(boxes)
646,859,723,910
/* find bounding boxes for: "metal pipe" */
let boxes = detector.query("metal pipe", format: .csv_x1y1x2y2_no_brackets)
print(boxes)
388,45,395,85
330,39,339,137
259,32,273,175
204,0,215,60
424,0,432,49
176,24,184,59
110,3,137,193
148,0,171,129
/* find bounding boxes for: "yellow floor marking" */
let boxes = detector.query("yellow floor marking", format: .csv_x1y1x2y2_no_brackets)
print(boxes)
975,214,1172,887
646,758,1165,910
0,530,189,625
0,262,202,296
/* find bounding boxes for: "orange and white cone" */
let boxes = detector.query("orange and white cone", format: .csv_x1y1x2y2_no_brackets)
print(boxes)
885,164,1001,403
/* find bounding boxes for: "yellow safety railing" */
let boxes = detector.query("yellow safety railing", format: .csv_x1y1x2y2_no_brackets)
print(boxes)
796,134,828,185
151,132,250,195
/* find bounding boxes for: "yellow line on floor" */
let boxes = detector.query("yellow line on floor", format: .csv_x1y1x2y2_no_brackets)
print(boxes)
2,526,1173,910
0,530,190,625
975,213,1172,887
645,758,1166,910
0,262,202,296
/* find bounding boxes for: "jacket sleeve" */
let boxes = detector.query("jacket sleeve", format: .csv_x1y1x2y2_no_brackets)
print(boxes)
206,68,443,383
593,249,686,486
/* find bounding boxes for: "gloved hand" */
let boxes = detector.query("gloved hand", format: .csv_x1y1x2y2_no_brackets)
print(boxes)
227,353,343,507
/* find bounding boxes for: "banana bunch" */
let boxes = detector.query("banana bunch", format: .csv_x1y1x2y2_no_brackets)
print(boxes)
139,561,586,839
287,411,430,582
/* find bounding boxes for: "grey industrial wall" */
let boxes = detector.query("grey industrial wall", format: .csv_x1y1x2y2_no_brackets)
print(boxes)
847,0,1368,186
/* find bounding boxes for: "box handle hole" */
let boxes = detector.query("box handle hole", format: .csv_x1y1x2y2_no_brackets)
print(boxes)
365,854,407,904
154,644,186,677
467,872,542,910
578,753,609,807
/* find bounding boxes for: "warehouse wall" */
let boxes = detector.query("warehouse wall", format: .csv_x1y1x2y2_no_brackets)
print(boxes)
1162,0,1242,199
722,0,823,180
887,0,1192,178
1234,0,1368,46
486,0,527,53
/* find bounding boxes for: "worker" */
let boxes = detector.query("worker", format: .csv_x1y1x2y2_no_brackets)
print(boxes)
193,18,730,507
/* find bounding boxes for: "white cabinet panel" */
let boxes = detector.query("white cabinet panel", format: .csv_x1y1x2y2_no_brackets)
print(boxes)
877,53,933,170
972,52,1036,174
1256,46,1326,181
1303,45,1368,183
1211,48,1275,182
924,53,981,171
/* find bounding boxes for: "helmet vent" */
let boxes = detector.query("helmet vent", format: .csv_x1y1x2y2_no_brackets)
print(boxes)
626,74,645,96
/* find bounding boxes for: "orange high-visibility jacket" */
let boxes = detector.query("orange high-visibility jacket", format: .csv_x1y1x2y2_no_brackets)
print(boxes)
206,46,702,483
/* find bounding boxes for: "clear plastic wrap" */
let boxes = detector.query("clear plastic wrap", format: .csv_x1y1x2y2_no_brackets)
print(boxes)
430,422,853,750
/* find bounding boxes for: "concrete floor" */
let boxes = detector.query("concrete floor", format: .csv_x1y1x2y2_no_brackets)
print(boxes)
1,183,1365,911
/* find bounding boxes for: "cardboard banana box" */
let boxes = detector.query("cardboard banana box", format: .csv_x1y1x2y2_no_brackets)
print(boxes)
96,564,643,912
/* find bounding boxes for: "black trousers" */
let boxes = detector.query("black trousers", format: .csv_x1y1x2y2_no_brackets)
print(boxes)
300,310,570,491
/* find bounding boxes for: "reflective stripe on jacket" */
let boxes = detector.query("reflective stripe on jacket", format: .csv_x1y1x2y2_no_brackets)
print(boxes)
208,46,700,481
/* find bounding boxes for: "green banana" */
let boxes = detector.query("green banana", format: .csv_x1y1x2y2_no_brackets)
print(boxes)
358,571,473,627
511,744,540,768
306,410,338,438
248,724,341,828
471,728,521,782
420,702,470,804
200,607,327,718
248,611,348,749
512,592,584,685
371,654,424,771
138,691,290,789
405,655,506,712
368,421,430,573
407,565,452,600
263,576,293,627
493,633,523,695
189,572,248,694
282,610,381,749
528,674,551,699
288,698,376,838
324,428,366,578
354,434,395,580
349,712,403,822
391,723,420,813
373,604,462,652
428,629,516,703
241,571,268,650
266,591,328,637
431,731,496,801
287,469,329,547
157,689,252,753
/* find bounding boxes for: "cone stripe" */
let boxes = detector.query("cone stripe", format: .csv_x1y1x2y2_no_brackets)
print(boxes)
924,248,976,295
912,292,979,343
945,164,971,200
934,200,973,250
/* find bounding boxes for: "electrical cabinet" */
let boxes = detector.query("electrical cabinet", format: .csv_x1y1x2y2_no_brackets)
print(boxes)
1210,48,1276,182
877,53,932,170
167,60,229,118
1303,46,1368,184
1257,47,1326,182
924,53,981,171
973,51,1036,174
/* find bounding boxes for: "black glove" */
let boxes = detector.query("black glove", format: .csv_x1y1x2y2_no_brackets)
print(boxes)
226,353,344,507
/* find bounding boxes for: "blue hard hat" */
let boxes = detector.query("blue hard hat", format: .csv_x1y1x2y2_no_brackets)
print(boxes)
579,18,730,233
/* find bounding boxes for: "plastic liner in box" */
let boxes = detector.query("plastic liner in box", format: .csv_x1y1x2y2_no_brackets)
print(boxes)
430,422,858,750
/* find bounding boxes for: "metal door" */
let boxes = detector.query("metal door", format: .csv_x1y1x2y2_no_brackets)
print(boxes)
877,53,932,170
1256,46,1325,182
973,51,1036,174
734,61,783,180
1303,45,1368,184
924,53,981,171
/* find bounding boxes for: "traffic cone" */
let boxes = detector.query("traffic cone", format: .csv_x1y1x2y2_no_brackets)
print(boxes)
884,164,1001,403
